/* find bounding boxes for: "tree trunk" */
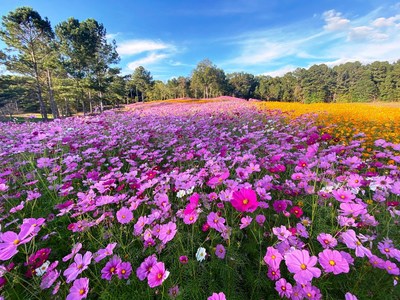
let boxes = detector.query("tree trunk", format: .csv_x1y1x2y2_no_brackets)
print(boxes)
46,69,59,119
89,90,93,114
31,50,48,121
99,91,104,112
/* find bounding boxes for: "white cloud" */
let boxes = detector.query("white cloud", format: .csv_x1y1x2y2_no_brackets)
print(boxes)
347,26,389,41
117,39,172,56
262,65,297,77
127,53,168,70
372,15,400,27
105,32,121,40
323,10,350,31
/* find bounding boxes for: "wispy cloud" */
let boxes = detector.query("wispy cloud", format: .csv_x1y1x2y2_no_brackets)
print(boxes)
262,65,298,77
127,53,169,71
323,10,350,31
117,39,173,57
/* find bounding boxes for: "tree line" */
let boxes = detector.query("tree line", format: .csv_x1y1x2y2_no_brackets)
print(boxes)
1,7,400,119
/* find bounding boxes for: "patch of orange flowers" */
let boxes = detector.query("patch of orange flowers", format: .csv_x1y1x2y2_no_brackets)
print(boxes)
255,102,400,147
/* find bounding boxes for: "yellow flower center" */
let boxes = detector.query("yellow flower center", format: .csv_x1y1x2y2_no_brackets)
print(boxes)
13,239,20,245
79,289,85,295
300,263,307,270
157,273,162,279
329,260,336,266
384,248,390,253
121,269,126,274
110,267,115,273
122,215,126,219
271,255,276,259
242,199,249,205
281,286,286,291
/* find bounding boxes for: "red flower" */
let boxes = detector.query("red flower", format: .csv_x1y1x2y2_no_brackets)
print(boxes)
290,206,303,218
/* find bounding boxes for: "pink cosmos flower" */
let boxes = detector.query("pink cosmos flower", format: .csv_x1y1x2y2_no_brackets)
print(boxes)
207,292,226,300
332,188,356,203
63,243,83,262
0,225,35,261
255,214,266,226
290,206,303,218
318,249,349,274
273,225,292,241
101,255,122,280
207,212,226,233
384,260,400,275
341,230,372,258
66,277,89,300
116,207,133,224
239,216,252,229
183,212,199,225
231,188,258,212
369,255,385,269
215,244,226,259
267,267,281,280
158,222,177,244
345,292,358,300
264,246,283,269
94,242,117,263
136,255,157,281
147,262,169,288
316,233,337,249
284,249,321,284
40,261,60,289
273,200,287,213
63,251,92,283
117,261,132,279
275,278,292,298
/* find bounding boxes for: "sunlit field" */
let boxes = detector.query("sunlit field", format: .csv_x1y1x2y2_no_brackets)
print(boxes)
0,99,399,300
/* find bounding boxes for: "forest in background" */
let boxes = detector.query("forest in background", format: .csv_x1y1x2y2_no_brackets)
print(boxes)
1,7,400,120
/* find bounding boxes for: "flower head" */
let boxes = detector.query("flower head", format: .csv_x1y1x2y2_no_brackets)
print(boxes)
285,249,321,284
66,277,89,300
196,247,207,262
231,188,258,212
147,262,169,288
116,207,133,224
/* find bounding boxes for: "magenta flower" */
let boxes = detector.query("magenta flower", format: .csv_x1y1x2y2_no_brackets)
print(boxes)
136,254,157,281
94,242,117,263
147,262,169,288
275,278,292,298
215,244,226,259
0,225,35,261
285,249,321,284
207,292,226,300
273,200,288,213
179,255,188,264
116,207,133,224
267,267,281,280
159,222,177,244
231,188,258,213
66,277,89,300
264,246,283,269
117,261,132,279
101,255,122,280
318,249,350,274
63,251,92,283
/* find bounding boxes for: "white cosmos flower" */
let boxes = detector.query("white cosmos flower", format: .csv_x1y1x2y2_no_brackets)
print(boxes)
177,190,186,198
35,260,50,276
196,247,207,262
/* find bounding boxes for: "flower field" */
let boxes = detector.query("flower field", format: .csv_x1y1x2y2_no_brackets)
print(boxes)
0,99,399,299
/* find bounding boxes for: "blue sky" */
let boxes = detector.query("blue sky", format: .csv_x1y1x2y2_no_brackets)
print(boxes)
1,0,400,80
